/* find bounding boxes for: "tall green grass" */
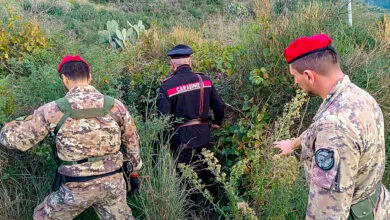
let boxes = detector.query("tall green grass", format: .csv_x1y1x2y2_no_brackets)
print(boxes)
131,110,189,220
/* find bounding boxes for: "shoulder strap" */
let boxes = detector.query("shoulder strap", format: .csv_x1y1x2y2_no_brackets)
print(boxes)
54,96,119,135
196,74,204,117
56,97,73,114
103,95,115,111
103,96,119,123
54,98,72,135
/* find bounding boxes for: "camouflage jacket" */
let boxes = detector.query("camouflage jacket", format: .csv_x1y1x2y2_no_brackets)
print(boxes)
301,75,389,219
0,85,142,177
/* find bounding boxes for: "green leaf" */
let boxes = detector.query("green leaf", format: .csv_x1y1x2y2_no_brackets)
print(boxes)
116,29,123,40
122,28,127,40
107,20,118,35
1,172,10,181
242,102,250,111
109,41,117,49
127,28,134,38
226,62,232,69
114,38,124,50
262,48,271,57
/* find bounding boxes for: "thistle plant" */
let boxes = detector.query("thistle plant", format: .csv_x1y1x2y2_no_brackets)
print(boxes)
273,89,308,140
177,163,214,203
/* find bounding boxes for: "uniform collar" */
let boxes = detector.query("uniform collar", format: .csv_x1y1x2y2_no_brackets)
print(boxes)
173,64,192,75
66,85,98,95
326,74,350,100
313,75,351,122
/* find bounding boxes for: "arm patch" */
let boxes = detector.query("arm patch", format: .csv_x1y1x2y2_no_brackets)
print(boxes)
315,148,335,171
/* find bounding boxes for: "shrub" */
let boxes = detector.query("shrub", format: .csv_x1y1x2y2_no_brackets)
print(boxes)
0,8,48,76
21,0,68,16
211,90,308,218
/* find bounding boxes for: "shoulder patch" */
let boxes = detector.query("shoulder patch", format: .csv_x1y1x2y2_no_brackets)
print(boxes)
167,80,212,97
315,148,335,171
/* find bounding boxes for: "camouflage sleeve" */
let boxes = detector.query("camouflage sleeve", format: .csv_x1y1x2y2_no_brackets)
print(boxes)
113,100,142,171
293,130,306,150
0,105,50,151
306,121,359,219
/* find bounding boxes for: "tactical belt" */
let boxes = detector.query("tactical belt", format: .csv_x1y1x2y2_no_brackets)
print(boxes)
63,169,121,183
176,118,207,129
62,156,107,166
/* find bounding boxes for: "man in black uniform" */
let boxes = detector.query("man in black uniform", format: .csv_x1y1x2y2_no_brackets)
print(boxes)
157,44,225,165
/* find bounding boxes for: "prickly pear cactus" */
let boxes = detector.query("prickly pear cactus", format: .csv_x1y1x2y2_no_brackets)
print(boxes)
98,19,147,51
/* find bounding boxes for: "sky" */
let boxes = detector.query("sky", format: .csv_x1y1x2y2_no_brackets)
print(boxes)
364,0,390,9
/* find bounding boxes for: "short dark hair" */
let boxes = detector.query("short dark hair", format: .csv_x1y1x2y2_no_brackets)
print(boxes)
59,61,90,80
290,46,340,75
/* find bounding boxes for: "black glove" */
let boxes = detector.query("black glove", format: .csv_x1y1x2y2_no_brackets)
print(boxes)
129,175,140,195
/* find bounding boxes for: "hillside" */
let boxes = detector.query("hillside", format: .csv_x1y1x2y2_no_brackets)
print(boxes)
0,0,389,219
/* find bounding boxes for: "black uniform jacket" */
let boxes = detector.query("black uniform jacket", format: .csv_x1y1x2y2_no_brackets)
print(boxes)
157,65,224,149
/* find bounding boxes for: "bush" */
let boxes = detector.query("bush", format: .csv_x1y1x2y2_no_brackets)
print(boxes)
21,0,67,16
0,8,48,76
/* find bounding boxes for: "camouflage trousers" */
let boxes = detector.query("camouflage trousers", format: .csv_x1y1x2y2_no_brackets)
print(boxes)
33,172,133,220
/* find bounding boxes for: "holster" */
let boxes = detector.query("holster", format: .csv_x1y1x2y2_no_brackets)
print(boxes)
122,161,133,193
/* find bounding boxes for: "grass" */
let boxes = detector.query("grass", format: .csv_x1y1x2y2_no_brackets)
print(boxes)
130,113,189,220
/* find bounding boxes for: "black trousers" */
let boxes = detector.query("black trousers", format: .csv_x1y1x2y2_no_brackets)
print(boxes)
175,145,205,165
171,144,219,199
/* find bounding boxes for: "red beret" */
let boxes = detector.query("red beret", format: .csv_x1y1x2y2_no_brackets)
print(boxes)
283,34,333,64
57,55,90,73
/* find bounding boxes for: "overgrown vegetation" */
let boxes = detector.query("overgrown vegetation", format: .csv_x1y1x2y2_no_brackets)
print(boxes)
0,0,389,219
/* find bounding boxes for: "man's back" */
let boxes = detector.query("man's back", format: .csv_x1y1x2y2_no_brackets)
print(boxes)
158,65,223,122
1,85,142,177
0,55,140,219
157,64,224,149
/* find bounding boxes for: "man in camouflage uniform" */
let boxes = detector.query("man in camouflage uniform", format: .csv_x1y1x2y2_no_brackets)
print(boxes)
0,55,142,219
274,34,390,219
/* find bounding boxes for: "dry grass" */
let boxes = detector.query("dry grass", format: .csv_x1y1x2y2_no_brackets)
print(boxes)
170,26,203,47
253,0,273,19
201,15,238,46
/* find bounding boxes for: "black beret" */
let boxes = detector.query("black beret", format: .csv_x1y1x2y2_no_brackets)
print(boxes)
167,44,193,58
